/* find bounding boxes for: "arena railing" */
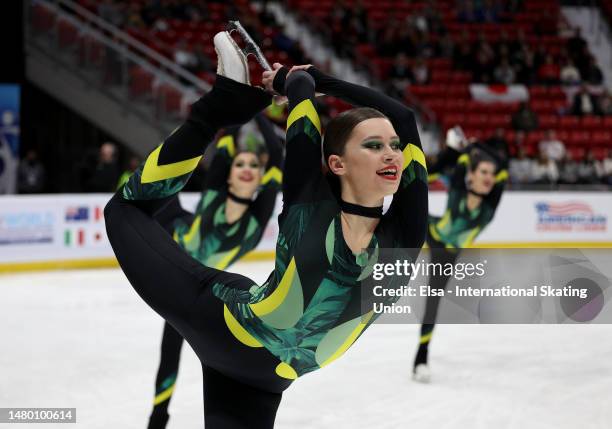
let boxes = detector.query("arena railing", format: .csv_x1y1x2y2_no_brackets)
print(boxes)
26,0,210,131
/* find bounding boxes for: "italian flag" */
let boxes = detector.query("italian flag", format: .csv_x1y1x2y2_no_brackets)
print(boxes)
64,229,85,246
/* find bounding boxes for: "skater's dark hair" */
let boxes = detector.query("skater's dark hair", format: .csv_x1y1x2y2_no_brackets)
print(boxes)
468,148,497,172
323,107,388,172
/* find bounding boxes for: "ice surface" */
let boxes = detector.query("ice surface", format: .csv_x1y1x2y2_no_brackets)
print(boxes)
1,262,611,428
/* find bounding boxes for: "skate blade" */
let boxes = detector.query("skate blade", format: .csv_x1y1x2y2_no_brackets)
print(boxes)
227,20,272,71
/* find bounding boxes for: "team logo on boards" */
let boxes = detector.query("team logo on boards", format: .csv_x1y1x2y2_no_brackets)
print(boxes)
0,211,54,245
535,202,607,232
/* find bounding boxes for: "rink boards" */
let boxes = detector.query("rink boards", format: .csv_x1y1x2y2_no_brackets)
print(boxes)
0,192,611,272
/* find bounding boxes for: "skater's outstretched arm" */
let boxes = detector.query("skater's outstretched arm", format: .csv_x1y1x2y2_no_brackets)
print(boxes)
104,76,271,330
120,77,272,215
428,146,462,181
269,69,323,207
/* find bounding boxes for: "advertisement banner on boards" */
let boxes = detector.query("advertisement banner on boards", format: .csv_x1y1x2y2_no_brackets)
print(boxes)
0,192,611,268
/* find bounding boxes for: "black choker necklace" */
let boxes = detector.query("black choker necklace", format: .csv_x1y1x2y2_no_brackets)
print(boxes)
340,200,383,218
227,191,251,205
468,189,487,198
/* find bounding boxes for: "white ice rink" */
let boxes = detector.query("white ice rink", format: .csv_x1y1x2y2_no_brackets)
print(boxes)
2,262,611,429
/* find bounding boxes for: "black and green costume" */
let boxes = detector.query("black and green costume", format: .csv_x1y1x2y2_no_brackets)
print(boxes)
105,68,427,428
415,143,508,369
148,115,283,429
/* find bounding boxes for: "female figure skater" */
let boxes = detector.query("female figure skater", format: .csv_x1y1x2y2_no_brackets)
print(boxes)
148,115,284,429
105,30,427,428
412,128,508,383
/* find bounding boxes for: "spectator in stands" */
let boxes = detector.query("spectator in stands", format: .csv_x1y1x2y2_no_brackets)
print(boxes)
513,130,527,151
421,3,446,34
598,91,612,116
514,46,536,85
557,152,579,185
389,53,413,81
191,43,213,75
485,128,509,161
85,142,120,193
412,57,429,84
537,54,559,85
571,85,600,116
509,147,534,185
506,0,524,14
493,58,516,85
567,28,587,64
472,38,495,82
601,149,612,185
510,28,527,57
577,149,602,184
173,40,197,70
453,38,474,71
533,43,548,71
17,149,45,194
481,0,503,23
495,30,511,55
538,130,566,164
125,2,145,29
559,58,581,86
458,0,478,23
97,0,124,27
414,32,435,59
438,34,455,58
512,102,539,132
583,56,604,86
376,23,399,57
116,155,140,190
529,152,558,185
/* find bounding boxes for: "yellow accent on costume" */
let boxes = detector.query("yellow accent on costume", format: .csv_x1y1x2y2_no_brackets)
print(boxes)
275,362,298,380
249,258,297,317
287,99,321,134
318,311,374,368
211,246,241,271
428,173,441,183
496,169,508,183
153,386,175,405
402,143,427,171
141,144,202,184
458,153,470,165
182,215,201,244
223,305,263,348
429,224,442,242
461,226,481,248
419,333,432,344
216,135,236,157
261,166,283,185
436,209,452,230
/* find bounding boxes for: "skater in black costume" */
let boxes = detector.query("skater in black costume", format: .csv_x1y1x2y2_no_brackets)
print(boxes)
412,127,508,383
105,30,427,428
148,114,283,429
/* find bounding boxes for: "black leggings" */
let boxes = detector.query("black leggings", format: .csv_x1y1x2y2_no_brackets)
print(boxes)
105,77,290,427
105,194,288,428
414,245,459,368
148,199,191,428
